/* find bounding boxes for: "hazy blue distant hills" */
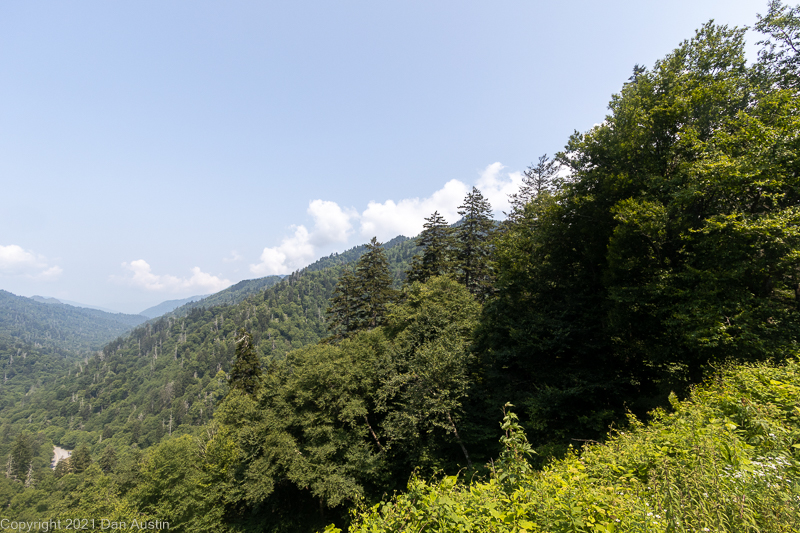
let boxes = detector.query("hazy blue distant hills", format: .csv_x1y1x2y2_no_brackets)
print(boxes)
31,295,123,314
0,290,148,353
139,294,209,318
30,295,62,305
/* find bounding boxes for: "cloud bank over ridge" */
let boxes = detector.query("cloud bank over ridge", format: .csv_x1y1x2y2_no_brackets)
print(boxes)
250,163,523,275
114,260,232,294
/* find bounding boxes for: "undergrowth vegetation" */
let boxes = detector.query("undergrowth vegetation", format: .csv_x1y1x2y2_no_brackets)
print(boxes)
340,359,800,532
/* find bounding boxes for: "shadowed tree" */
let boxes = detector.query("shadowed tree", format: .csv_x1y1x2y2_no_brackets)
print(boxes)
456,187,495,301
229,328,262,398
325,267,359,341
328,238,397,340
355,237,397,330
506,154,560,223
70,443,92,474
406,211,454,285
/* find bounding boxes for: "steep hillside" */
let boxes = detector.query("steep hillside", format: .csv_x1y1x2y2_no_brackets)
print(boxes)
304,235,414,279
0,291,148,354
0,237,418,451
346,359,800,532
166,236,415,319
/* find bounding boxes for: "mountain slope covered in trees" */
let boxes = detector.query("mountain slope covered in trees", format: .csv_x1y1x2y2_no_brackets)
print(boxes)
1,3,800,531
0,290,148,354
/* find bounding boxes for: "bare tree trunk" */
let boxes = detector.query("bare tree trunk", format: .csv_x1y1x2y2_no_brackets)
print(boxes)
446,411,472,469
364,415,385,453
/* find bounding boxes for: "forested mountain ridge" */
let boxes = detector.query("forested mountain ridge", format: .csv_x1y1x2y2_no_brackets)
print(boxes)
166,276,284,317
2,3,800,531
0,290,148,354
303,235,413,278
0,236,419,455
162,237,414,320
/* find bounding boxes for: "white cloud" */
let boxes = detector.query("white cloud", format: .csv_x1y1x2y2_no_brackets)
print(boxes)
0,244,62,280
249,162,527,275
475,162,524,217
250,200,356,275
307,200,355,246
359,179,469,241
116,260,231,293
223,251,243,263
37,266,64,281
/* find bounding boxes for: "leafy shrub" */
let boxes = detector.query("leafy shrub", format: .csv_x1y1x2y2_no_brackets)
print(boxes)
339,359,800,532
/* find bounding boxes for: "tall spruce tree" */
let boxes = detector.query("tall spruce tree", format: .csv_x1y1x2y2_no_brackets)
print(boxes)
10,433,32,480
70,444,92,474
325,267,359,340
456,187,495,301
354,237,396,330
229,328,262,397
506,154,559,223
326,238,396,338
406,211,453,284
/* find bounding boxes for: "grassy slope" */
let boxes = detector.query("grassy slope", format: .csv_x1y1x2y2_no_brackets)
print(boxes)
344,359,800,532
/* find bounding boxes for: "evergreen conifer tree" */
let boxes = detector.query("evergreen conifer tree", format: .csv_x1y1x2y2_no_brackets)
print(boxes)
406,211,453,284
354,237,396,330
456,187,495,300
98,445,117,473
326,237,396,339
10,433,32,480
506,154,559,223
70,444,92,474
53,458,69,478
325,267,359,340
229,328,262,397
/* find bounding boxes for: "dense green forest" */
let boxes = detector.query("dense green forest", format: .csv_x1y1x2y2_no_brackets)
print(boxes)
0,290,148,354
1,2,800,531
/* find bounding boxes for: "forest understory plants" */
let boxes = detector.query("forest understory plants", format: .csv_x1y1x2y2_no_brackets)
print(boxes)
340,359,800,532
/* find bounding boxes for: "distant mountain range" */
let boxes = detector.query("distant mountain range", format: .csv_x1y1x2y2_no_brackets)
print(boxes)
0,290,148,354
30,295,122,314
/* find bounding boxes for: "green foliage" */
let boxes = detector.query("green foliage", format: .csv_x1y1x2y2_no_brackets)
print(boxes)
9,432,34,479
228,328,262,397
354,238,397,330
0,266,347,451
479,15,800,445
494,404,535,489
506,154,559,223
456,187,495,301
347,359,800,532
219,332,392,531
755,0,800,89
209,277,481,531
98,445,117,473
406,211,454,285
4,6,800,532
70,444,92,474
0,290,146,354
380,277,482,470
169,276,284,317
327,238,397,339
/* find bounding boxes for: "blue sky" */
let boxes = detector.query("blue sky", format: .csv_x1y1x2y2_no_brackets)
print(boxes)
1,1,765,313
